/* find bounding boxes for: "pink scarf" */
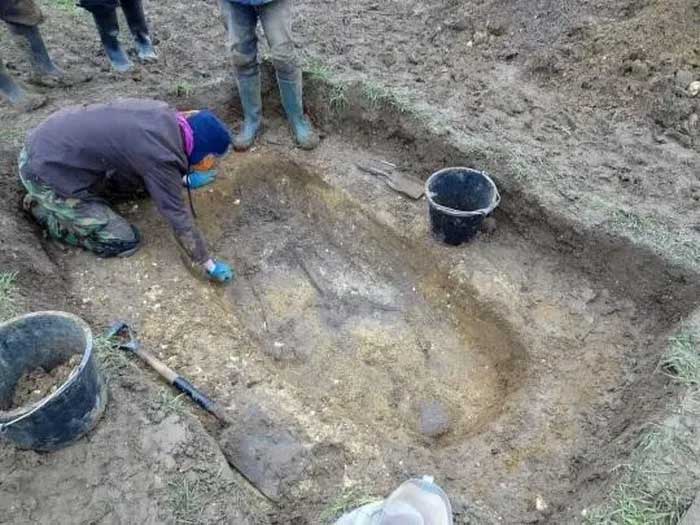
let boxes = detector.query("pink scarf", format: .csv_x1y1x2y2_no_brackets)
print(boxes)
176,112,194,157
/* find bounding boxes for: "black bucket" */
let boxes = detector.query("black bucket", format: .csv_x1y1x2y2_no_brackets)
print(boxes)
425,167,501,245
0,312,108,451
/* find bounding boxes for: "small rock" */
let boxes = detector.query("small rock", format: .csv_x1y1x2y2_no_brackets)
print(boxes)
447,17,470,32
535,495,548,512
626,59,649,80
689,80,700,97
418,400,451,438
481,217,497,234
487,21,506,36
473,31,488,46
380,52,397,68
675,69,694,89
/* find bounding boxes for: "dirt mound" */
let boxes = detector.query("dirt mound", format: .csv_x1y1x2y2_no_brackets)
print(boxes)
11,354,81,408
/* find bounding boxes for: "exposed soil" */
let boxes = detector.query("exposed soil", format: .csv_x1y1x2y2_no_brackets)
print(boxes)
0,1,699,524
11,354,81,408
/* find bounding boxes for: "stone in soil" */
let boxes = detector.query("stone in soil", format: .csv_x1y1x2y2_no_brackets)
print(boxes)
418,400,452,438
11,354,81,408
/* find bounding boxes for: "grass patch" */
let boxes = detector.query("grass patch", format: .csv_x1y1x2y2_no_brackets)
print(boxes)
327,82,349,112
318,487,378,524
171,82,195,98
93,333,133,374
304,58,348,113
305,57,333,82
155,388,187,417
50,0,78,12
0,272,19,322
168,477,207,525
586,327,700,524
660,332,700,386
360,81,417,116
609,209,700,270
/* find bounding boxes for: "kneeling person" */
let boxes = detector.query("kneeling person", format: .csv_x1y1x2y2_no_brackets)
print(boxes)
19,98,234,283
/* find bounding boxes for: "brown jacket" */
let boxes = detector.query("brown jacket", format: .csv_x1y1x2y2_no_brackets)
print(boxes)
22,98,209,263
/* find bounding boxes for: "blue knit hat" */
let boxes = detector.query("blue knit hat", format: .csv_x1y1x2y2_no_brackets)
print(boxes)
186,110,232,165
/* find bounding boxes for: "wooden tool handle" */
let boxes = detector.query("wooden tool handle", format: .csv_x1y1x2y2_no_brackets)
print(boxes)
133,347,178,383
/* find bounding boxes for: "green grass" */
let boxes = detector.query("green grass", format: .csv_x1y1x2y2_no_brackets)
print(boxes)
587,327,700,524
155,388,186,417
93,334,133,374
168,477,207,525
305,57,333,82
171,82,195,98
50,0,78,12
0,272,19,322
318,487,378,524
660,332,700,386
360,81,409,113
304,58,349,113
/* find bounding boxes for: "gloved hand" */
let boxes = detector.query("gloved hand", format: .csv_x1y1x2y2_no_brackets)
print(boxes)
206,259,234,283
184,170,217,190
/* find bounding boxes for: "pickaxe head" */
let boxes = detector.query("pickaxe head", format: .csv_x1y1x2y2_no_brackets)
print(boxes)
105,321,140,352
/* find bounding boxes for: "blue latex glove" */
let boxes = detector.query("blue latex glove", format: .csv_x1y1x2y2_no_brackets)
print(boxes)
184,170,217,190
206,260,234,283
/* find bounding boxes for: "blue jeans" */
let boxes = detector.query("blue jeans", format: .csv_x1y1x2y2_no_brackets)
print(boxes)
218,0,297,79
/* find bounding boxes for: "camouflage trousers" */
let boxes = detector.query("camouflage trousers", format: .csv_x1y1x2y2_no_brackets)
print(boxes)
18,148,140,258
0,0,44,27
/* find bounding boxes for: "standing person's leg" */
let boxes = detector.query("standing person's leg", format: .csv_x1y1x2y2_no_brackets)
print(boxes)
259,0,318,150
78,0,131,72
219,0,262,151
2,0,64,82
120,0,157,62
0,57,46,111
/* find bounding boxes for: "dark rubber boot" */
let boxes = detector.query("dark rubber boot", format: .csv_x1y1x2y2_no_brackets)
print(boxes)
91,9,132,72
0,61,46,112
121,0,157,62
7,24,63,81
233,72,263,151
277,70,319,150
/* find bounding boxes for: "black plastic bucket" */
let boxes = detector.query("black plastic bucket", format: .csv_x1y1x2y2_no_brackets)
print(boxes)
0,312,108,451
425,167,501,245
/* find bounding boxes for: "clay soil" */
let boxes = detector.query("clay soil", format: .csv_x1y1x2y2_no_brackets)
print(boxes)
1,1,699,525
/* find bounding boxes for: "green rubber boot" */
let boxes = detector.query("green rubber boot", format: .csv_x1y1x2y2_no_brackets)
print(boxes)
233,72,263,151
277,71,319,150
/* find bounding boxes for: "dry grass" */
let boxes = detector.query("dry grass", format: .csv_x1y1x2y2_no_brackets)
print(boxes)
587,326,700,524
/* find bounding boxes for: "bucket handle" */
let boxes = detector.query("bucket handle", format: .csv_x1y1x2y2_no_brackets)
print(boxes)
425,168,501,217
479,178,501,216
0,412,27,434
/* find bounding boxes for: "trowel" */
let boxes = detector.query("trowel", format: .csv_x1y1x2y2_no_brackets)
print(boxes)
355,161,425,200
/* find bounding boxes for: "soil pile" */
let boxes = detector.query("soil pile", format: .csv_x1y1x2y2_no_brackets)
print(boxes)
11,354,81,408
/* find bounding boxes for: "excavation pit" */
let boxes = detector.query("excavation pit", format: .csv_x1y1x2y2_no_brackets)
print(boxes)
48,124,694,521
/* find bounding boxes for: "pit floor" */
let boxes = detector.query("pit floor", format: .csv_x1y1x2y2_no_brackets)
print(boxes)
51,131,662,522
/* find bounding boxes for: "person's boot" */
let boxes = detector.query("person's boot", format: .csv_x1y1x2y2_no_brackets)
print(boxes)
121,0,157,62
90,8,132,72
233,71,263,151
7,23,65,86
0,61,46,112
277,70,320,150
